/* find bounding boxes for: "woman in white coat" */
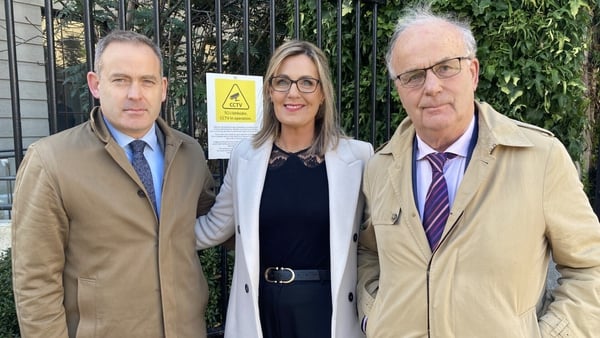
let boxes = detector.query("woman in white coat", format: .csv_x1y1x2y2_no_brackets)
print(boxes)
195,40,372,338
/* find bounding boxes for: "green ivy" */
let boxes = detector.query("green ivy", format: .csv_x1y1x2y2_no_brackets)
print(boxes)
437,0,593,160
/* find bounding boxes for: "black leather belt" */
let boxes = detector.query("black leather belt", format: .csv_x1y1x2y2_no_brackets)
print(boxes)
264,267,330,284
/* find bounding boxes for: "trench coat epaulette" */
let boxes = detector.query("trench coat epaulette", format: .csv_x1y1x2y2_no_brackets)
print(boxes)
374,141,390,153
514,120,554,137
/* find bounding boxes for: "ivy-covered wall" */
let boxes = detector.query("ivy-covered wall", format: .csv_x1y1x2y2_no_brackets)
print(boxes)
327,0,596,164
303,0,598,199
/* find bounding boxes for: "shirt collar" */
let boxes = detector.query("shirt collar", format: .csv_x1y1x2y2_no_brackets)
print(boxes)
416,114,475,160
102,116,159,151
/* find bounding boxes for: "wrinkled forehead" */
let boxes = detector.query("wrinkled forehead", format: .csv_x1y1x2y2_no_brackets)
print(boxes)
392,21,467,72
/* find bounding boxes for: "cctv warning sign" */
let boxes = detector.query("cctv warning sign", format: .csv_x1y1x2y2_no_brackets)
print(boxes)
215,79,255,122
221,84,250,110
206,73,263,159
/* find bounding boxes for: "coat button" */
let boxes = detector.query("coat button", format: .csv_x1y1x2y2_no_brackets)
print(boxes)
137,189,145,197
245,284,249,293
348,292,354,302
353,233,358,242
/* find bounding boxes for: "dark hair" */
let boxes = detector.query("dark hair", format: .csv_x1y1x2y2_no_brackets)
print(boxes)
94,30,163,75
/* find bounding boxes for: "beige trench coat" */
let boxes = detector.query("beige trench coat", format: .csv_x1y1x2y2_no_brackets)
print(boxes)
12,107,215,337
358,101,600,337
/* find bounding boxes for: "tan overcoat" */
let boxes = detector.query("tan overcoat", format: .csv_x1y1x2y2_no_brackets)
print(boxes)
12,107,215,337
358,101,600,337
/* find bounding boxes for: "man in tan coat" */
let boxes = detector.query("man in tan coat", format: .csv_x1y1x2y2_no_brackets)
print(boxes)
357,5,600,337
12,30,215,337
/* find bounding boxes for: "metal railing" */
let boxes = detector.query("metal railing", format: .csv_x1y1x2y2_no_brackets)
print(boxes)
2,0,392,336
0,150,15,220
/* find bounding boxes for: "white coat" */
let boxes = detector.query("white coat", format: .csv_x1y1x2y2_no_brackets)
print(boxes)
196,137,373,338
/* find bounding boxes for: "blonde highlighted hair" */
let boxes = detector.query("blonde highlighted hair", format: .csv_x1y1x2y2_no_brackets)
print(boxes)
252,40,345,156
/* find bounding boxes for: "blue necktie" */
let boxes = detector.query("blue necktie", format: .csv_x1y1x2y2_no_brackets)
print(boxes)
422,152,455,250
130,140,157,213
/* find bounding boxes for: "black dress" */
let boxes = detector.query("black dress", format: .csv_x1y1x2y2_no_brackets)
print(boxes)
258,144,332,338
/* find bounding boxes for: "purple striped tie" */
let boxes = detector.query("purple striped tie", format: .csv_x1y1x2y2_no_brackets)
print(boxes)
423,152,455,250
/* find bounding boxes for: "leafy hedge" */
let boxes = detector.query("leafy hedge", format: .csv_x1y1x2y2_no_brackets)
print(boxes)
301,0,594,162
0,249,19,337
438,0,592,161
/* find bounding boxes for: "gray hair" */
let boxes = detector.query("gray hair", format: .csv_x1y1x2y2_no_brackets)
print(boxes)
385,4,477,78
94,30,163,75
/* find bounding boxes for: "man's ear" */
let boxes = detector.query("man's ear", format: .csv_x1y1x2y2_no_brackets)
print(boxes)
161,77,168,102
87,71,101,99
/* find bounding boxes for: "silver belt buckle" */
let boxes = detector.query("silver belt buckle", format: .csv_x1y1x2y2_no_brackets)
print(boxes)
264,267,295,284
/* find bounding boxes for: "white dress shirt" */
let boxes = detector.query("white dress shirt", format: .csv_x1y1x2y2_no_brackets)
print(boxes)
415,115,475,219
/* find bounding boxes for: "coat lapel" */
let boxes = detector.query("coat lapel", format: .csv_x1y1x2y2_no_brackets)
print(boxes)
326,140,365,299
237,141,271,291
381,128,434,258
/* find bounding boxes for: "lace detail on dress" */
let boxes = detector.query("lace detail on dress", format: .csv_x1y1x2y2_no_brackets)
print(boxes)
269,144,325,169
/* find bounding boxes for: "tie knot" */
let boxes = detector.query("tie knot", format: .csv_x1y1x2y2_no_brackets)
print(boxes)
425,152,455,172
130,140,147,154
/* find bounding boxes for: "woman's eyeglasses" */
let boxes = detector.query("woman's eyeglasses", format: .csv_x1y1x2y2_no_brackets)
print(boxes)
270,76,320,93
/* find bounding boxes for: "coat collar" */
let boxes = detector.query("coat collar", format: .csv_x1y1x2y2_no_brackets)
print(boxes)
378,100,542,159
89,106,174,149
379,101,551,256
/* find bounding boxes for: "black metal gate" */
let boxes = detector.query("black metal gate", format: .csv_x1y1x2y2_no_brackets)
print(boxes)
2,0,396,336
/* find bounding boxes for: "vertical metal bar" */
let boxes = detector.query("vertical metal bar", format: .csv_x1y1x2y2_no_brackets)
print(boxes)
294,0,300,39
4,0,23,168
83,0,96,110
152,0,165,121
44,0,58,135
243,0,250,74
353,0,361,139
215,0,229,329
153,0,160,46
363,0,388,144
118,0,126,30
336,0,343,133
316,0,322,47
185,0,194,136
370,4,378,144
215,0,223,71
214,7,223,129
269,0,276,52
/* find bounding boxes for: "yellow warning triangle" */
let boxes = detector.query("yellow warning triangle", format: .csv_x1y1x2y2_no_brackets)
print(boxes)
222,84,250,110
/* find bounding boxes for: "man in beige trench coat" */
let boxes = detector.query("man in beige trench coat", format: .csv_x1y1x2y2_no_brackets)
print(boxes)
12,30,215,337
357,5,600,338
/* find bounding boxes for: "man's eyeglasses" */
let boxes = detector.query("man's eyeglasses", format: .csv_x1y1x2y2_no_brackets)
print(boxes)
394,56,471,88
270,76,321,93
